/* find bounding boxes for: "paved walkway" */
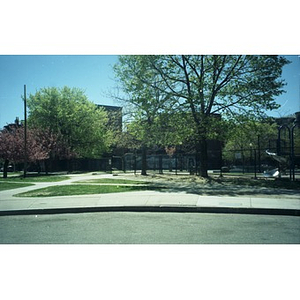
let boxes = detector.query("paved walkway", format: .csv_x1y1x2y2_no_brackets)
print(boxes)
0,173,299,216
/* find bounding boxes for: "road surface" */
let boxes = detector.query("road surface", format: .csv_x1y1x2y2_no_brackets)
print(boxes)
1,211,299,243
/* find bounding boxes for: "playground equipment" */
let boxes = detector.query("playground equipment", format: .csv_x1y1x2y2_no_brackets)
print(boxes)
263,168,280,178
264,150,287,178
265,112,300,180
265,150,287,164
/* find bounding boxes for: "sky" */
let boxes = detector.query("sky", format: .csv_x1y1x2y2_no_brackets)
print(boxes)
0,55,119,128
0,55,299,129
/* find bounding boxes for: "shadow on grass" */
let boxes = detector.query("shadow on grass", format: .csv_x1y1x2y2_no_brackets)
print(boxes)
147,176,300,197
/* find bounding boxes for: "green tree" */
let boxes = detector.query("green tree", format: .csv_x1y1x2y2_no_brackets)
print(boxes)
114,55,289,177
113,56,176,175
27,86,111,160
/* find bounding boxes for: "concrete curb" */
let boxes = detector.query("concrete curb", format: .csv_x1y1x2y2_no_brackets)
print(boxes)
0,205,299,217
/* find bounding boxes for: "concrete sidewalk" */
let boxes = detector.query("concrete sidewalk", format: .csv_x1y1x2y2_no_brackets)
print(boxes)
0,173,299,216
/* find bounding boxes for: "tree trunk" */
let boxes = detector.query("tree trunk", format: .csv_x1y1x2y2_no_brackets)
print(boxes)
159,155,163,174
133,152,137,174
196,139,208,178
3,159,9,178
141,145,147,176
45,159,49,175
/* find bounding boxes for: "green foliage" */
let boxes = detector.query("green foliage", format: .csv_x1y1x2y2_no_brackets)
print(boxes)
222,118,278,162
27,86,111,159
224,119,278,150
112,131,141,151
114,56,178,147
114,55,289,137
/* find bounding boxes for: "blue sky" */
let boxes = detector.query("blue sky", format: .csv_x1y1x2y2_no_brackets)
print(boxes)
0,55,299,129
0,55,119,128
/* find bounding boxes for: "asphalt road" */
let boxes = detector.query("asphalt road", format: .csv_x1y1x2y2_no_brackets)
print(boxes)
0,211,299,244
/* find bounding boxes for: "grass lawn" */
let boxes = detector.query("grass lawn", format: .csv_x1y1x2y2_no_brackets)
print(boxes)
0,175,70,183
15,184,159,197
74,178,150,184
0,182,34,191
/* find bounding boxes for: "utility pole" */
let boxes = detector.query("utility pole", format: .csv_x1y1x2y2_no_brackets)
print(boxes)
23,85,27,178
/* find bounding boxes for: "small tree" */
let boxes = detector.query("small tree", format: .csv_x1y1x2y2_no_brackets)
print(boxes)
0,126,57,178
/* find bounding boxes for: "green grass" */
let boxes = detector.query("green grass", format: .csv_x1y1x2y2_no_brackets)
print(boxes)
0,182,34,191
0,175,70,183
74,178,149,184
15,184,159,197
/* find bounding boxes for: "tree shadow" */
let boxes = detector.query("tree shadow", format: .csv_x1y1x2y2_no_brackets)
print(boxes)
148,176,300,198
